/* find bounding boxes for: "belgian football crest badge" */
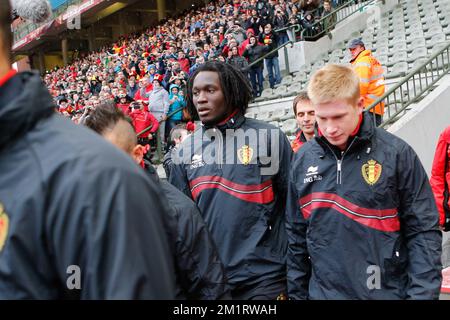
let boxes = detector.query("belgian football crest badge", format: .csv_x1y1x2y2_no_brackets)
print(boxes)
0,203,9,253
362,159,382,185
237,145,253,165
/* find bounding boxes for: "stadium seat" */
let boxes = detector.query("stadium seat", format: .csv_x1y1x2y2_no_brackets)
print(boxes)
245,111,257,119
425,26,444,39
293,72,307,83
387,62,409,79
375,45,389,56
407,36,426,49
274,85,287,98
271,108,287,122
376,54,389,66
281,119,297,136
257,111,272,122
431,41,450,53
412,57,429,70
390,51,407,65
408,46,428,62
255,88,273,102
427,33,447,48
286,82,302,97
328,56,341,64
280,75,293,86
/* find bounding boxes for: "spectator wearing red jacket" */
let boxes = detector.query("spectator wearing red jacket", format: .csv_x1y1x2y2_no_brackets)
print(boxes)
178,51,190,75
430,126,450,230
129,101,159,145
239,28,256,56
116,90,131,116
134,77,153,102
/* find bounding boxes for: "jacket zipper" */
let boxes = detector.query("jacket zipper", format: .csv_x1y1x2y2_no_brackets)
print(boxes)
324,138,357,185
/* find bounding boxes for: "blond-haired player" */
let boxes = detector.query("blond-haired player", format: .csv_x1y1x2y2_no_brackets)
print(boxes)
286,64,442,299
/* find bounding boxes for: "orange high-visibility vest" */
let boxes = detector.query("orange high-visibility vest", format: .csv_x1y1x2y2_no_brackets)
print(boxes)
351,50,385,116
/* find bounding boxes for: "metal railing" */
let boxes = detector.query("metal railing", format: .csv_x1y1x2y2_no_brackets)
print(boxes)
246,39,296,72
367,42,450,128
247,0,377,75
301,0,378,40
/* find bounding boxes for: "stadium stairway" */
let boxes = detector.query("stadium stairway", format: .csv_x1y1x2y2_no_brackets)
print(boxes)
246,0,450,142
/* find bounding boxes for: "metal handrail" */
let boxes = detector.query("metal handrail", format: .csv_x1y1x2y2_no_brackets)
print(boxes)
300,0,378,40
246,40,295,70
245,1,377,73
366,41,450,128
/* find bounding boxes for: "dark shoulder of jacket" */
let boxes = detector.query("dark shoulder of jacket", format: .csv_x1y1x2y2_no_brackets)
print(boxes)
292,139,316,168
243,117,282,131
373,127,409,156
160,180,198,216
31,115,148,184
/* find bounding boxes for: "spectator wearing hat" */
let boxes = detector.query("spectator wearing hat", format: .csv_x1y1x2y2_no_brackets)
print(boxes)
167,84,186,137
89,77,102,95
239,28,256,55
347,38,385,126
116,89,132,116
227,46,249,78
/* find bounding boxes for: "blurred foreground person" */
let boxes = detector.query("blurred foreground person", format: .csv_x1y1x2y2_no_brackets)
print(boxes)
0,0,175,299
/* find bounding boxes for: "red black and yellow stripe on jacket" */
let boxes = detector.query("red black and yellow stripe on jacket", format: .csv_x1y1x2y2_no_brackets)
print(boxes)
286,112,442,299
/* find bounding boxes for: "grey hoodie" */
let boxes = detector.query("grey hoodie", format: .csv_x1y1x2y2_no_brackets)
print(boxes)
147,85,170,115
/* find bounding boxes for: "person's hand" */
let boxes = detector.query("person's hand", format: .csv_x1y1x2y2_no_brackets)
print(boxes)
246,44,252,50
148,133,153,140
162,115,167,121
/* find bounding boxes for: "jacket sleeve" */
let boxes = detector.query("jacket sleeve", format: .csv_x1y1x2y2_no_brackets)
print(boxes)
286,155,311,300
168,146,194,198
163,91,170,115
353,57,371,97
274,129,293,202
47,162,176,299
397,143,442,299
430,130,449,227
147,112,160,133
174,199,230,300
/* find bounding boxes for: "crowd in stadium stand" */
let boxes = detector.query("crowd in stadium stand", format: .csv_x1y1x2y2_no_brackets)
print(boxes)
43,0,345,147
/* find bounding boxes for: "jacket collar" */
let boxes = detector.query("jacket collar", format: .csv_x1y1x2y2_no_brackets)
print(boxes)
350,49,371,63
203,109,245,132
0,69,17,87
314,112,376,156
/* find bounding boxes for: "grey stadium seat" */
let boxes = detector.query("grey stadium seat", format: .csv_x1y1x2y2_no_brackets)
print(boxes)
387,62,409,79
281,119,298,135
408,46,428,62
